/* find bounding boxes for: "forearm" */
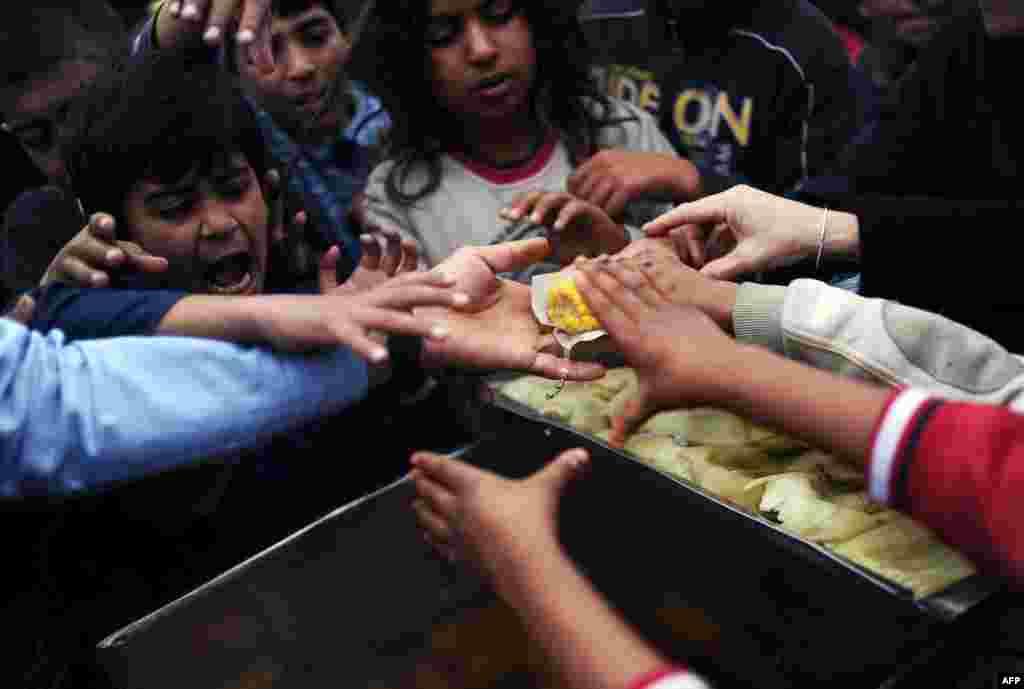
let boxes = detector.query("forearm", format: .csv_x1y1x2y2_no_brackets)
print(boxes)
160,295,397,383
733,279,1024,409
495,540,669,689
156,295,269,342
709,343,890,466
0,320,369,497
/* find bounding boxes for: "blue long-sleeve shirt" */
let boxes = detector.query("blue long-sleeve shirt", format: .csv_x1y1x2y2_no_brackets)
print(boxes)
0,319,369,497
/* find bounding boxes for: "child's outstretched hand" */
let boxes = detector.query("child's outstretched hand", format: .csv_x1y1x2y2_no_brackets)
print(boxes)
567,150,702,219
575,255,741,446
501,191,629,265
320,230,421,295
257,269,466,357
41,212,169,288
410,448,590,579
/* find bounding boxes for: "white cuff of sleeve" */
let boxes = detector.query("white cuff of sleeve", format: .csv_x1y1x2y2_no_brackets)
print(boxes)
644,673,713,689
869,388,932,505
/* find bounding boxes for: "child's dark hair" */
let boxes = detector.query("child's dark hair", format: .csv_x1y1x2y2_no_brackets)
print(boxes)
0,1,125,103
66,53,270,238
351,0,632,205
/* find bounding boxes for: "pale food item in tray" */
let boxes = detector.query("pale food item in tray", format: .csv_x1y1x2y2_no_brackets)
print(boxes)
493,369,977,598
833,516,977,598
623,433,694,482
746,473,888,544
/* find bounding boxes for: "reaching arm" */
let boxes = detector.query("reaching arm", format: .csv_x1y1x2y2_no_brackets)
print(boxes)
410,449,706,689
140,0,274,70
732,278,1024,410
0,319,369,498
576,256,1024,584
493,537,695,689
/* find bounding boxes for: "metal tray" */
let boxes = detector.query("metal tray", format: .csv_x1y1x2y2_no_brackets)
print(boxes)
471,385,1002,686
483,388,997,615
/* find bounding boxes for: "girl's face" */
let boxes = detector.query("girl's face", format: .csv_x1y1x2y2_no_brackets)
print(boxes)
426,0,537,126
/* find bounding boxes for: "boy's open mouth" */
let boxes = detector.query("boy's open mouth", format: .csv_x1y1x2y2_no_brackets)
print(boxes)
205,251,256,295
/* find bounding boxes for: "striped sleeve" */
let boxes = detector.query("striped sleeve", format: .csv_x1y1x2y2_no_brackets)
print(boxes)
867,388,1024,586
629,667,712,689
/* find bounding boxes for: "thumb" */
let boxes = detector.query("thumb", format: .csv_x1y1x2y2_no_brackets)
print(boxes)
475,237,552,273
534,448,590,494
699,251,752,281
318,245,341,293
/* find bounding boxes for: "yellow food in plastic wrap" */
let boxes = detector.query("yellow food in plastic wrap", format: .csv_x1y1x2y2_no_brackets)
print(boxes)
546,277,600,334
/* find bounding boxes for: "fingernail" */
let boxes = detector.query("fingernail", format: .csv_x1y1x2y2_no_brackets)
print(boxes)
169,1,181,15
530,213,542,224
237,29,255,44
560,367,569,378
91,273,107,287
566,448,588,463
181,2,199,19
106,249,124,263
98,216,114,230
452,292,470,307
204,26,221,42
430,325,449,340
370,347,388,363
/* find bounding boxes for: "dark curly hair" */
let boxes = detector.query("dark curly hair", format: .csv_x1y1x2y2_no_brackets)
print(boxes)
350,0,632,205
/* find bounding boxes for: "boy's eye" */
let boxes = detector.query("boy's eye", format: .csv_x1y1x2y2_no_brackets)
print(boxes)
425,16,460,46
302,27,330,47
